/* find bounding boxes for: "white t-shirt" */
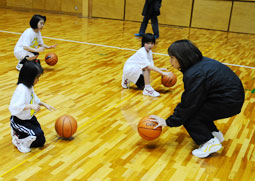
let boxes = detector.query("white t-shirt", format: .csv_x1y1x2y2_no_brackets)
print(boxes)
14,28,44,54
9,83,40,120
123,47,154,83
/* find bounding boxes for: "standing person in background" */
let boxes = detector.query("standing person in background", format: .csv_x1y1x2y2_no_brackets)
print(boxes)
135,0,162,39
14,14,57,71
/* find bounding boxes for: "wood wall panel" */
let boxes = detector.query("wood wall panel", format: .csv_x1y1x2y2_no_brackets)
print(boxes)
82,0,89,17
191,0,232,31
32,0,46,10
229,2,255,34
6,0,32,8
158,0,193,27
61,0,82,13
0,0,6,7
125,0,144,21
5,0,82,14
43,0,61,11
92,0,125,20
2,0,255,34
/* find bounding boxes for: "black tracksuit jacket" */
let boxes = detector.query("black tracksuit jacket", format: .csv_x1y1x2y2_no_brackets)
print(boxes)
166,57,245,127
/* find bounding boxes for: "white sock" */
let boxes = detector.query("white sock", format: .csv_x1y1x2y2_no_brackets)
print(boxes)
145,85,152,89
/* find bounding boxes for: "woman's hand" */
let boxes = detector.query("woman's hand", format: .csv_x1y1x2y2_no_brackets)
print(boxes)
149,115,167,129
162,72,172,76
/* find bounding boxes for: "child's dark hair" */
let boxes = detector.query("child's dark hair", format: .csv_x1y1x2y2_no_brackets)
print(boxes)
142,33,156,47
30,14,46,29
18,61,44,88
168,40,203,72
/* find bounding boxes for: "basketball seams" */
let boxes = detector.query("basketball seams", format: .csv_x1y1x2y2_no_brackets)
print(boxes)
138,126,161,131
137,118,162,140
62,116,67,138
138,128,161,140
161,73,177,87
55,115,77,138
69,117,73,137
45,53,58,66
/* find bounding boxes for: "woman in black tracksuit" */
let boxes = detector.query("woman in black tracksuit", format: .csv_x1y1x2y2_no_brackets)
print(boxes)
151,40,245,158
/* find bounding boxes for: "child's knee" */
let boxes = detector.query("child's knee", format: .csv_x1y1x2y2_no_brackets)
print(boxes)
143,67,149,71
31,129,45,147
31,133,45,147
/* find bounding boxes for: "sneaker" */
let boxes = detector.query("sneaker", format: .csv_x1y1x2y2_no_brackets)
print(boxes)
212,131,224,143
122,75,130,89
143,88,160,97
192,137,222,158
16,63,23,71
135,33,143,37
12,135,36,153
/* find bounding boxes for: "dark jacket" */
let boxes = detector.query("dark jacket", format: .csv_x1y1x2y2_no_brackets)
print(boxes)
166,57,245,127
142,0,162,17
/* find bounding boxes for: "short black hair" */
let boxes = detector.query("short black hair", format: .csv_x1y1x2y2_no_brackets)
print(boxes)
142,33,156,47
30,14,46,29
18,61,44,88
168,40,202,72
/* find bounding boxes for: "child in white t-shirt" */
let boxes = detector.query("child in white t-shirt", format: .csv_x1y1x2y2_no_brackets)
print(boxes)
122,33,169,97
14,14,57,70
9,61,55,153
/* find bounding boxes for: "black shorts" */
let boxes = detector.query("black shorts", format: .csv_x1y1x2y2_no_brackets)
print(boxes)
135,74,145,89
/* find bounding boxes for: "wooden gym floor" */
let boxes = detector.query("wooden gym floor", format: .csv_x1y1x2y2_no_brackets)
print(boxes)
0,8,255,180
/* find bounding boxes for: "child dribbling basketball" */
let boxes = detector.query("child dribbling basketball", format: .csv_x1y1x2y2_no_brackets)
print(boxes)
14,14,57,71
9,61,55,153
122,33,169,97
151,40,245,158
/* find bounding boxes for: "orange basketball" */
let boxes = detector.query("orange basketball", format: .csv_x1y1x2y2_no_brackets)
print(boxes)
161,72,177,87
45,53,58,66
137,116,162,141
55,115,77,138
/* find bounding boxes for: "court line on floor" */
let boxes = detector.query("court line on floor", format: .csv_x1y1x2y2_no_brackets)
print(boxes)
0,29,141,177
1,30,255,69
0,28,252,176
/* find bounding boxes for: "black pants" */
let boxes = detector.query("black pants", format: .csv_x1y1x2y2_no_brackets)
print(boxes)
20,52,40,65
139,15,159,37
183,101,243,145
135,74,145,89
10,116,45,148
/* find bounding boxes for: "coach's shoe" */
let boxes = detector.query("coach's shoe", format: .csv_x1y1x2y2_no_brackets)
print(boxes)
122,75,130,89
212,131,224,143
192,137,222,158
13,135,36,153
143,87,160,97
16,62,23,71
